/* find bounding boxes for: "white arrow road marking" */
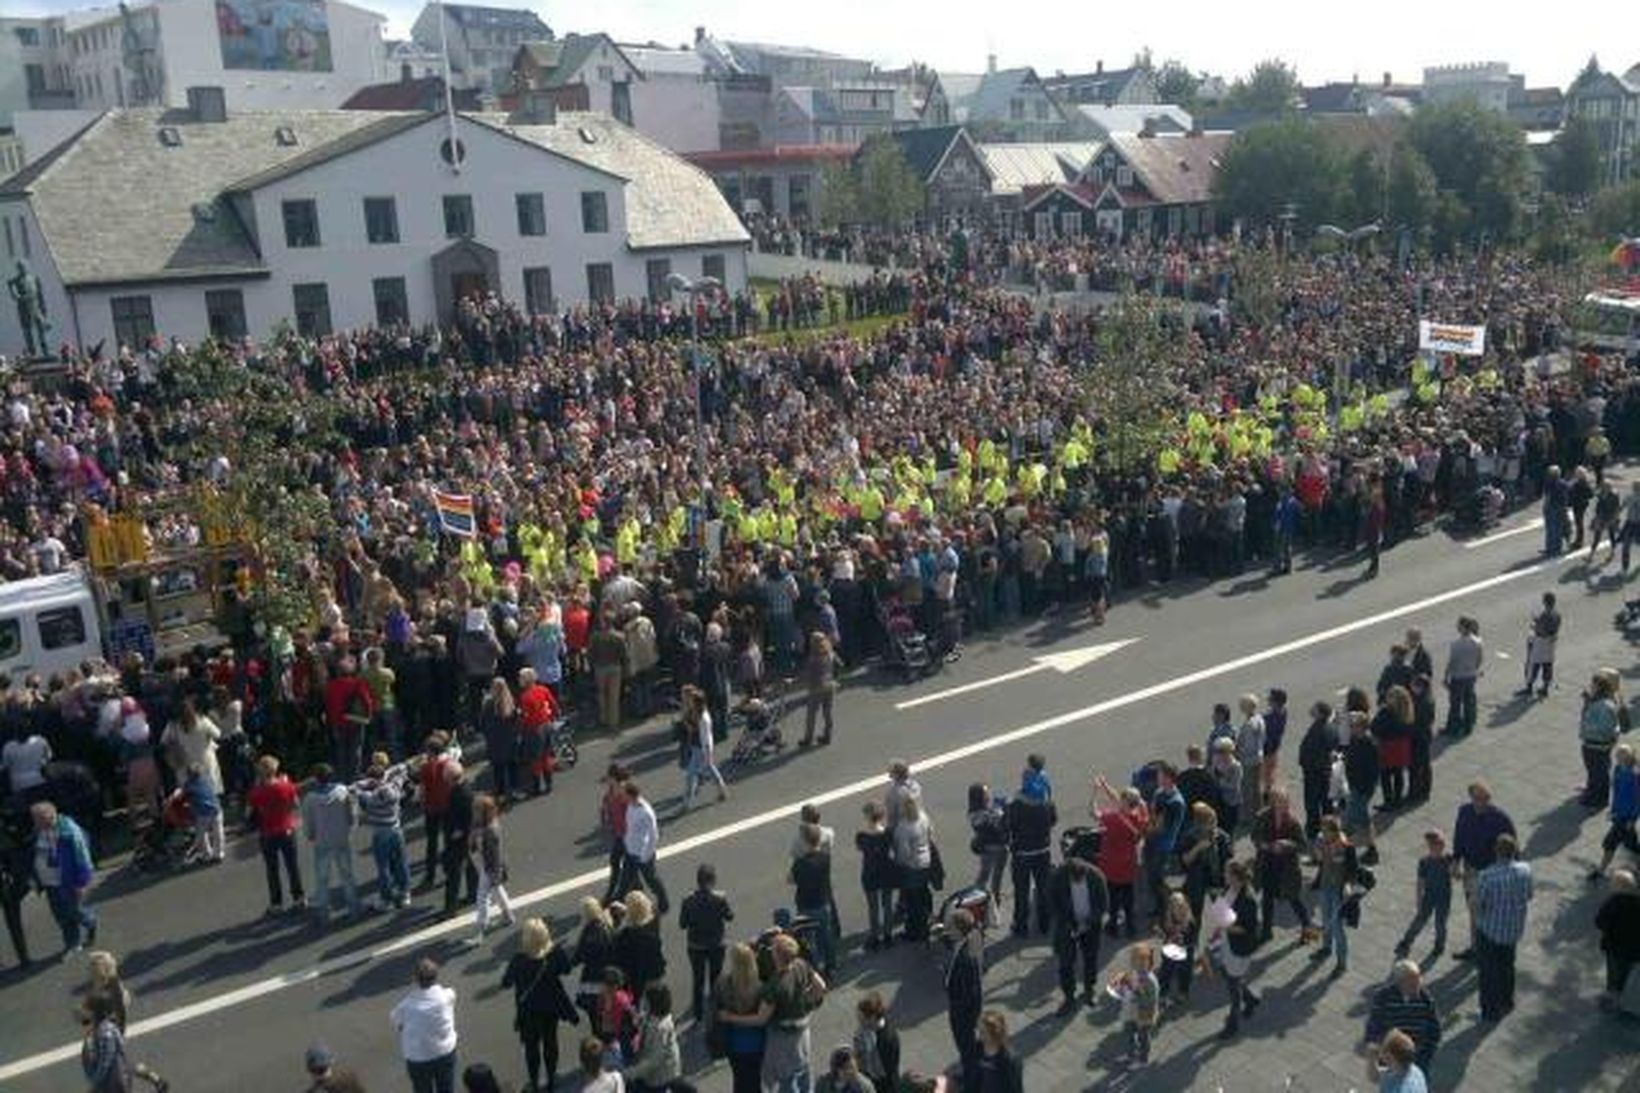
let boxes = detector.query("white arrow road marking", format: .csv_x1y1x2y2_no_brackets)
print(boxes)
893,639,1140,711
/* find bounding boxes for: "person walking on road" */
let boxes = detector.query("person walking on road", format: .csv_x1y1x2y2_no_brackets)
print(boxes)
791,823,837,976
501,917,578,1093
302,764,361,922
467,793,514,945
1473,834,1532,1022
679,863,734,1019
1595,869,1640,1011
1298,702,1339,840
1363,960,1442,1081
1048,855,1108,1015
892,797,935,943
1442,618,1484,738
1519,592,1561,698
617,782,669,914
1395,830,1453,960
441,763,480,917
855,801,897,951
1579,669,1628,811
598,764,631,904
679,686,728,811
799,631,839,748
391,957,459,1093
613,891,667,994
1311,816,1360,978
1590,745,1639,882
1006,769,1057,937
944,907,985,1085
1451,781,1516,962
1234,695,1266,819
1208,860,1261,1039
246,754,305,915
966,783,1009,902
571,897,615,1022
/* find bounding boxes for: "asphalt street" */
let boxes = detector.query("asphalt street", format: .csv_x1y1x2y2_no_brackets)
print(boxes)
3,496,1639,1092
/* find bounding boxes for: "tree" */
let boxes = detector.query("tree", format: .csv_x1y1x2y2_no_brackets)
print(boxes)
817,160,860,228
1084,295,1185,474
1154,59,1200,108
1212,118,1342,230
1228,59,1300,114
1530,193,1586,265
852,135,926,228
1344,147,1385,226
1548,116,1602,198
1589,179,1640,240
1385,144,1437,233
1407,101,1530,242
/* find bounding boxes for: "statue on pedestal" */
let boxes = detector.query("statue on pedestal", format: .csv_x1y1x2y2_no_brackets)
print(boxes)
6,261,51,358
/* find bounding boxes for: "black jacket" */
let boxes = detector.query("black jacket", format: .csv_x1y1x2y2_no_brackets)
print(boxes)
1005,797,1057,857
790,849,834,910
1047,863,1109,942
945,944,983,1012
678,889,734,951
572,921,614,986
611,921,666,990
1176,766,1223,816
1226,888,1261,957
1298,717,1339,777
1344,734,1380,794
501,947,578,1022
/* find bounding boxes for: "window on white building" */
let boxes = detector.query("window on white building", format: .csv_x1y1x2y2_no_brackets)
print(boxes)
292,282,332,337
373,277,408,326
205,289,246,342
442,194,474,238
586,262,615,303
580,191,609,233
363,197,398,244
1116,165,1133,188
523,267,553,315
1060,211,1082,237
282,199,320,248
110,295,154,349
645,258,672,302
1034,211,1054,239
702,254,726,283
515,192,546,236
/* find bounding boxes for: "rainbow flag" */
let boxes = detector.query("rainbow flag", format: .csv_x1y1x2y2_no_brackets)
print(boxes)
434,491,476,538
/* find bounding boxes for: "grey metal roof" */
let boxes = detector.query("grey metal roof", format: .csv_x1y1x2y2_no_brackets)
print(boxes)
472,112,750,250
1075,103,1192,136
621,45,708,78
978,141,1102,195
9,108,421,286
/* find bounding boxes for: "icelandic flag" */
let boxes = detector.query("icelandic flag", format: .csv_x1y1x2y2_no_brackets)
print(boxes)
434,491,477,537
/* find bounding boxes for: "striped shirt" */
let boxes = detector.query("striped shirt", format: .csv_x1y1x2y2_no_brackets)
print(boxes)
1364,984,1442,1067
1474,860,1533,945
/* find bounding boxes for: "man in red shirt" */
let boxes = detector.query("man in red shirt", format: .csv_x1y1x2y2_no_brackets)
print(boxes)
517,668,559,798
324,658,375,782
246,755,305,915
416,733,454,892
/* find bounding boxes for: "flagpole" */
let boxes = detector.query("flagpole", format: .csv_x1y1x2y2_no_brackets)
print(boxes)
437,0,461,175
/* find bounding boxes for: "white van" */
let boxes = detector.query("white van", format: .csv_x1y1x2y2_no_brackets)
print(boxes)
0,569,104,683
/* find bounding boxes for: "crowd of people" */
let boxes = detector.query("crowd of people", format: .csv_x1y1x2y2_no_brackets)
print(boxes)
0,230,1636,1090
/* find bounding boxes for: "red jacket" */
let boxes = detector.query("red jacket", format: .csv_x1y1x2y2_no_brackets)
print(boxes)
519,683,558,731
420,757,453,815
324,675,375,732
246,776,300,838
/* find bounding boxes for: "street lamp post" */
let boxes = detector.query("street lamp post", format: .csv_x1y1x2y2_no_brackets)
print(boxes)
666,272,721,546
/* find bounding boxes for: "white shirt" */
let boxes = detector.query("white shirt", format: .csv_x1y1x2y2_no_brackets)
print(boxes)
623,797,659,861
581,1072,626,1093
2,735,51,792
390,984,458,1063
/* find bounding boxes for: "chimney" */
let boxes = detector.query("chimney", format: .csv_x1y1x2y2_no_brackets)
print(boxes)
186,85,226,122
694,25,706,45
1096,59,1103,74
1382,71,1392,89
401,62,413,82
1139,118,1156,138
986,53,996,74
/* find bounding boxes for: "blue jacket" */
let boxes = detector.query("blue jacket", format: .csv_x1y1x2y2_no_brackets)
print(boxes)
38,815,93,890
1614,765,1638,824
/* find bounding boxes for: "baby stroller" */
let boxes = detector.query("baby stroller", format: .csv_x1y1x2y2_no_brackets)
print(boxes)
129,793,193,874
720,692,787,779
547,718,579,770
755,913,821,978
879,597,935,681
933,885,995,950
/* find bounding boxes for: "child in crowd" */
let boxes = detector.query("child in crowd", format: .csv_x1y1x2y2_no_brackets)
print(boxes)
1394,829,1452,959
1113,941,1161,1067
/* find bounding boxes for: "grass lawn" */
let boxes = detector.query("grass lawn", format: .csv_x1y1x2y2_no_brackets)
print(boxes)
742,277,904,345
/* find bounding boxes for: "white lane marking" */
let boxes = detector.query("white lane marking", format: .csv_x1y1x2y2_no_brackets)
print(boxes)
894,639,1139,710
1464,517,1544,549
0,562,1545,1081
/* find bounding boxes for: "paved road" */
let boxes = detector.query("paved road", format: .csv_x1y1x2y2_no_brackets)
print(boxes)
3,501,1639,1092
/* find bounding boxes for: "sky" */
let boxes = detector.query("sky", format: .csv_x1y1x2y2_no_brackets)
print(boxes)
10,0,1626,88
